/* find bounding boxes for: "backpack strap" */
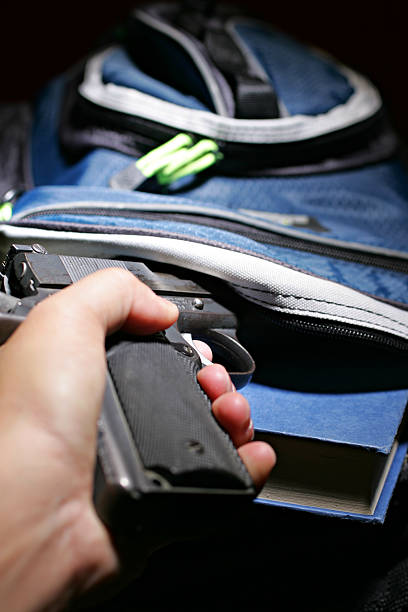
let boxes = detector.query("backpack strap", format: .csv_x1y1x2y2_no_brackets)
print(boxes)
175,0,280,118
58,1,399,177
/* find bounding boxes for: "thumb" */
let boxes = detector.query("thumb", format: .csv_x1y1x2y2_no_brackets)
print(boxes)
10,266,179,346
49,266,180,337
0,268,179,434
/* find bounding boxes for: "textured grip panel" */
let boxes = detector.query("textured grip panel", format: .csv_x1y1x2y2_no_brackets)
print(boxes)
106,336,253,490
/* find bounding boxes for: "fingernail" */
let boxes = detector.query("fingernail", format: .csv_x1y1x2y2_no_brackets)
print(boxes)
160,298,179,319
246,419,254,441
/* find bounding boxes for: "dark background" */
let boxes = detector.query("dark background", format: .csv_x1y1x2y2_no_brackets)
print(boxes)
1,2,407,142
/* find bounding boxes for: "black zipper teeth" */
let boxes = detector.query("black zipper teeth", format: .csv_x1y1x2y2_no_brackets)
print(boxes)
138,211,408,274
268,314,408,352
18,207,408,275
74,94,181,149
10,209,408,351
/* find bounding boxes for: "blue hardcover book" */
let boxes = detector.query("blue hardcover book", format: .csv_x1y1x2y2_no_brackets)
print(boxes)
243,383,408,522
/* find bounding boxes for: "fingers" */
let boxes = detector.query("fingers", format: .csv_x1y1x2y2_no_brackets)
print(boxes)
197,364,250,447
196,363,234,401
4,267,179,388
212,392,253,447
238,442,276,492
0,268,179,447
197,364,276,491
46,267,179,338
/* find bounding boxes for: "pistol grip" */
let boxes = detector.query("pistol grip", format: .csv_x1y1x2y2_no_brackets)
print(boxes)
95,332,254,529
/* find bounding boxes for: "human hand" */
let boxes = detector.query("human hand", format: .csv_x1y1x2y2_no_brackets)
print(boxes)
0,268,275,611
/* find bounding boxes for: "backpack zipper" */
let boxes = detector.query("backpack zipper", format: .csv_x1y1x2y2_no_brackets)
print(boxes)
6,204,408,354
264,312,408,352
14,204,408,276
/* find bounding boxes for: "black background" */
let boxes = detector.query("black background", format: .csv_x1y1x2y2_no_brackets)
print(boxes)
1,1,407,143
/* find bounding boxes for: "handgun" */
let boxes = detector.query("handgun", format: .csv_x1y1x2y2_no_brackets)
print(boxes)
0,243,256,538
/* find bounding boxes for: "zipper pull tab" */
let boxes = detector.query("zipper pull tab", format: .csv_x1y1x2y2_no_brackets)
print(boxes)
0,188,23,222
109,133,222,190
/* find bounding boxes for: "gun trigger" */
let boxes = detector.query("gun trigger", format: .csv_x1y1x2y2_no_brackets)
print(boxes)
181,333,212,368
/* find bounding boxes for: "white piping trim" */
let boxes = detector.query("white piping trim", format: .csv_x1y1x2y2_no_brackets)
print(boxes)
79,46,382,144
11,199,408,262
1,225,407,341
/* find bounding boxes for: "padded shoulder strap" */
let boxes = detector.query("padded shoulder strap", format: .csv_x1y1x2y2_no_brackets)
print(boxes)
175,1,280,118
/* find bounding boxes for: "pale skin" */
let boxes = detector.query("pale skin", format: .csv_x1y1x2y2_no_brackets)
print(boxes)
0,268,276,612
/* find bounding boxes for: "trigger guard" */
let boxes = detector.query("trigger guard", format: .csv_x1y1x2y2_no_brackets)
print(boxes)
182,330,255,390
181,333,213,367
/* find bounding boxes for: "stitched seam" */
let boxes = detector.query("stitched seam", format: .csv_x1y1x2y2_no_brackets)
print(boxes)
242,293,408,336
236,288,408,331
12,220,407,329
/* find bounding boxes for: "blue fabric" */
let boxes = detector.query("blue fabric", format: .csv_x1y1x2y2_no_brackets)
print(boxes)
23,30,408,307
14,184,408,305
30,76,408,253
103,23,355,117
234,23,354,115
171,162,408,251
31,78,71,186
103,48,210,111
31,79,408,254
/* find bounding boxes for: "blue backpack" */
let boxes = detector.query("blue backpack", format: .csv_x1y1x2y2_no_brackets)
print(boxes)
4,3,408,610
1,1,408,521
